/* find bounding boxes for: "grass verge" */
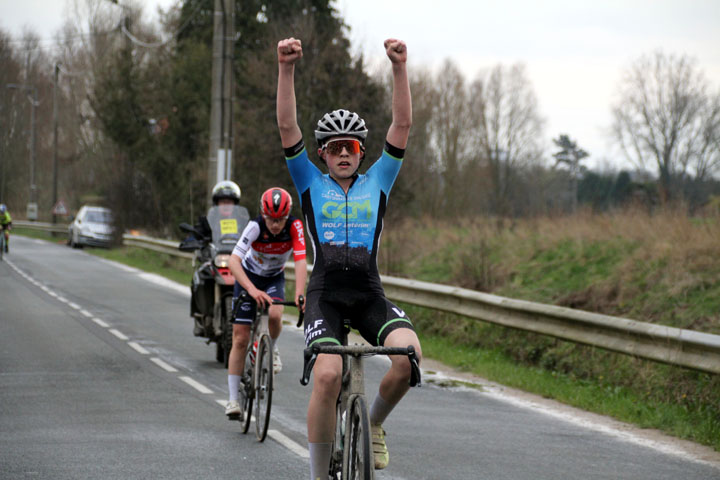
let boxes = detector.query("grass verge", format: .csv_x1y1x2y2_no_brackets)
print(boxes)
418,331,719,450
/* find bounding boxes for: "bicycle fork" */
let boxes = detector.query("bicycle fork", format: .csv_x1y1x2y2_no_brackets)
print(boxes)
338,354,369,474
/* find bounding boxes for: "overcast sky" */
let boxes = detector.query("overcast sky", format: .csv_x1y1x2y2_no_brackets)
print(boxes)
2,0,719,170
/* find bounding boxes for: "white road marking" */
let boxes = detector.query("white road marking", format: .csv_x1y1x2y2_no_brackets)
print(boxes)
179,376,213,394
80,309,93,318
151,357,178,372
109,329,129,340
128,341,150,354
96,258,140,273
68,302,81,310
137,272,190,297
210,399,309,459
268,430,309,458
92,317,110,328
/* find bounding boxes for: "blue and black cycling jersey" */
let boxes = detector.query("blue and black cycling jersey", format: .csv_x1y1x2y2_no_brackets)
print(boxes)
285,140,404,294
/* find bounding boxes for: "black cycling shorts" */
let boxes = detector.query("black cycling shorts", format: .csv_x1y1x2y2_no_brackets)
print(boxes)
231,269,285,324
303,287,414,347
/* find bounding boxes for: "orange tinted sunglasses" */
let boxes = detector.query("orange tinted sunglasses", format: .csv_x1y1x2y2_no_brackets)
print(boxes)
324,139,362,155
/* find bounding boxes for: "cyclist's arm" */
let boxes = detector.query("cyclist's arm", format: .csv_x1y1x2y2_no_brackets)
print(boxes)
230,221,272,307
384,39,412,150
293,258,307,311
229,255,272,308
289,218,307,310
277,38,303,148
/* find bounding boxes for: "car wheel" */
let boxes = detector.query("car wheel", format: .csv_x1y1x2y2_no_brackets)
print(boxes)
71,230,81,249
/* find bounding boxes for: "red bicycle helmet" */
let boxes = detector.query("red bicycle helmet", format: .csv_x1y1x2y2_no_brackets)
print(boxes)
261,187,292,218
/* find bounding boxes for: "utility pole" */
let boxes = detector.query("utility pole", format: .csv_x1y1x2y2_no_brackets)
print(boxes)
207,0,235,207
52,63,59,224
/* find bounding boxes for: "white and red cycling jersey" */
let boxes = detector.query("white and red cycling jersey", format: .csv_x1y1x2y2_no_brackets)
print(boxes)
231,215,306,277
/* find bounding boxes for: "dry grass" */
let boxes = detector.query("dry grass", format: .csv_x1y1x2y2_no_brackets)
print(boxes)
380,208,720,332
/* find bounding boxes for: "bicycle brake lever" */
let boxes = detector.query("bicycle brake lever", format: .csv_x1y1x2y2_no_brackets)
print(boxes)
295,295,305,328
300,347,317,386
407,346,422,387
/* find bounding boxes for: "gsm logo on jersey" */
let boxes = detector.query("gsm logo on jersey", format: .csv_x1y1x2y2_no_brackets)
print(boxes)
321,200,372,219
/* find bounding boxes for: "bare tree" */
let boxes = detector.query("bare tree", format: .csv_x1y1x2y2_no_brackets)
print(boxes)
611,51,720,203
471,63,545,216
392,66,441,217
429,60,475,215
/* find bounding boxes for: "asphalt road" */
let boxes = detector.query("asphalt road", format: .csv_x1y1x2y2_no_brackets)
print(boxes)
2,235,719,480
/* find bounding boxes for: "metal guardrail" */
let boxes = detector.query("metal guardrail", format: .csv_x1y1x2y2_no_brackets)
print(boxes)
284,265,720,375
121,233,194,260
13,220,68,234
12,220,720,375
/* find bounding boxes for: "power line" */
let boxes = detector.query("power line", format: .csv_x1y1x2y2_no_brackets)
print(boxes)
119,1,205,48
6,1,205,53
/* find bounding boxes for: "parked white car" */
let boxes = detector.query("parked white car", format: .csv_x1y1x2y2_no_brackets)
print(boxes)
68,206,113,248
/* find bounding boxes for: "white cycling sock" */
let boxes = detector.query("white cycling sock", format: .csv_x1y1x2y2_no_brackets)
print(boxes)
369,393,395,426
308,442,332,480
228,374,241,403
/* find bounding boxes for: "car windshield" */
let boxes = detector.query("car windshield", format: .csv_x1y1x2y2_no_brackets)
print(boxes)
85,210,112,224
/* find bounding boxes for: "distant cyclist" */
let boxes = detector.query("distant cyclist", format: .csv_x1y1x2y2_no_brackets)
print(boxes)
0,204,12,253
225,187,307,417
277,37,421,478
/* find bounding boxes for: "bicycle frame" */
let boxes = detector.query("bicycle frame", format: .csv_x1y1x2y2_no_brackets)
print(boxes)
232,293,303,441
300,325,421,479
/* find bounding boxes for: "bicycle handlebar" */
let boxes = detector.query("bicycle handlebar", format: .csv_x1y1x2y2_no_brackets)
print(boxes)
300,344,421,388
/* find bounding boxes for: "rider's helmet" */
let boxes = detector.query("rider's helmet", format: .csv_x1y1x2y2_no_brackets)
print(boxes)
0,204,6,214
314,109,368,148
211,180,241,205
261,187,292,218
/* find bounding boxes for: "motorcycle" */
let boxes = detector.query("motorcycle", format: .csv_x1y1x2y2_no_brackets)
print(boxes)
178,204,250,367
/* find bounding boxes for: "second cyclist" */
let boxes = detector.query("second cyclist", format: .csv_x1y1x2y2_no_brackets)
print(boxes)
225,187,307,417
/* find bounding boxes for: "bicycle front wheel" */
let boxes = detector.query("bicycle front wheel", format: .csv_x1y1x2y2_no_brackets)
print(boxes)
240,363,253,434
254,334,273,441
343,395,373,480
220,294,234,368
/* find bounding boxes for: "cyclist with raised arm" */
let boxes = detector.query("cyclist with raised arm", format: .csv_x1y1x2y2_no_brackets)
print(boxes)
276,37,421,478
225,187,307,417
0,204,12,253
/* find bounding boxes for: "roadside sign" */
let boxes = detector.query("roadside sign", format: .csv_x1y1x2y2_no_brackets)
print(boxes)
52,200,68,216
27,202,38,221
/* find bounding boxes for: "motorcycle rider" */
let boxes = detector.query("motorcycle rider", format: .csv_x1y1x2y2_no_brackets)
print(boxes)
225,187,307,417
187,180,244,336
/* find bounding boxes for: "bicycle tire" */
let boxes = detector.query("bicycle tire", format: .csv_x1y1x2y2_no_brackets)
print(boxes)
254,334,273,441
328,399,345,479
240,357,253,434
0,234,4,261
343,395,373,480
221,294,234,368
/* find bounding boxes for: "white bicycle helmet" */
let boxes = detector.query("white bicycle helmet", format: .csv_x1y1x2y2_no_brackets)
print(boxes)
314,109,368,147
